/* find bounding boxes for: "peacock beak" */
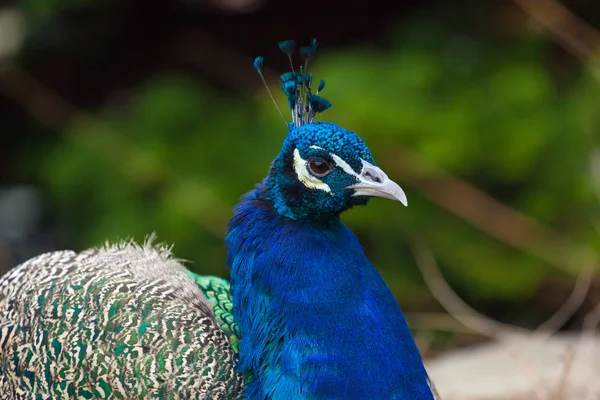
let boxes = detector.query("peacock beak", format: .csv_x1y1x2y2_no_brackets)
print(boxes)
346,160,408,206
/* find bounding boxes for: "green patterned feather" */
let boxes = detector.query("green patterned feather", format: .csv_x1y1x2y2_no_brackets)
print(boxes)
0,240,244,399
191,275,240,354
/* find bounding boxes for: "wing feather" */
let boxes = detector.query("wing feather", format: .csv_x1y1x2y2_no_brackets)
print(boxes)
0,241,244,399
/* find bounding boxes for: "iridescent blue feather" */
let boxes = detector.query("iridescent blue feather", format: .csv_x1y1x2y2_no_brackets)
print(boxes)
227,182,433,399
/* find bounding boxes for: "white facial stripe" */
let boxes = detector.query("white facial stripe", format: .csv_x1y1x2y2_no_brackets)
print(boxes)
330,153,360,178
309,145,325,150
293,148,331,192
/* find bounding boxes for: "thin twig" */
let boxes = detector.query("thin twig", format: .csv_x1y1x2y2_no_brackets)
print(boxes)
392,148,590,277
411,239,528,339
513,0,600,64
412,239,593,342
533,264,594,336
550,345,576,400
177,29,279,99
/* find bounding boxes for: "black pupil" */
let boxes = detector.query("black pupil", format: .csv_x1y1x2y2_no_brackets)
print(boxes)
309,159,331,176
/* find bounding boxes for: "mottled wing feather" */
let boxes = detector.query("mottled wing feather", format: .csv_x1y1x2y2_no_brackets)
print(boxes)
0,241,244,400
192,275,240,353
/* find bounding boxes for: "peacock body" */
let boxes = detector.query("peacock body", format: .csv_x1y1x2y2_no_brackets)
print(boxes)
0,40,435,400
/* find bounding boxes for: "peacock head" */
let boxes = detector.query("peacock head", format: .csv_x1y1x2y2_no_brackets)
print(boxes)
255,39,407,221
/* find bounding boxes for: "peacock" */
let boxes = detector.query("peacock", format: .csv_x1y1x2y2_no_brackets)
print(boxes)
0,39,435,400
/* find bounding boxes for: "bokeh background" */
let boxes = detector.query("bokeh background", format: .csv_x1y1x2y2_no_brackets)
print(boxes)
1,0,600,367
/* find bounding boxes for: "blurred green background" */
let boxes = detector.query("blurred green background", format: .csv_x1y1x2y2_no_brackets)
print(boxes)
1,0,599,353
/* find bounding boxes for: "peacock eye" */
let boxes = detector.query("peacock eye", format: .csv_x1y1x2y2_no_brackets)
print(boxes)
307,157,332,178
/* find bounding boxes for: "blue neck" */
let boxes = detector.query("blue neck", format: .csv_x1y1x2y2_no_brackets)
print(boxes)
226,183,433,400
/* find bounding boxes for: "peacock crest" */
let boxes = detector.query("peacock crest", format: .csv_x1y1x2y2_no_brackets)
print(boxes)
253,38,332,128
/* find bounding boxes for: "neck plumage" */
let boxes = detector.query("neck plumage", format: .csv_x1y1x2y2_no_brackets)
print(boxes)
226,183,433,400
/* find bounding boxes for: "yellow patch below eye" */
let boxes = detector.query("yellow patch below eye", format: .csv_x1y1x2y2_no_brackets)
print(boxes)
293,149,331,192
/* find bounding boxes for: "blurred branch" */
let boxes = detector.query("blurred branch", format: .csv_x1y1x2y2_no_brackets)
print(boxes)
550,345,575,400
406,312,491,334
0,61,79,128
0,61,230,238
534,264,593,334
413,239,597,399
177,29,278,99
411,239,529,339
412,239,592,340
583,302,600,336
391,147,592,276
514,0,600,64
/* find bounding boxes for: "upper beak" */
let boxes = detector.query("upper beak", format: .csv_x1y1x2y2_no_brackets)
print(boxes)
346,160,408,206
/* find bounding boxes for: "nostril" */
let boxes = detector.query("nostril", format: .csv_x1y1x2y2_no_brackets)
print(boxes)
365,171,382,183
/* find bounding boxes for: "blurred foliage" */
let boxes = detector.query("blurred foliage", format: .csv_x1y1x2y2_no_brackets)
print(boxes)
6,1,600,329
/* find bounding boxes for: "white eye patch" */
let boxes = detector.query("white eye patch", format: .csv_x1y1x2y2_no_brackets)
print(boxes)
292,148,363,192
293,148,332,192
